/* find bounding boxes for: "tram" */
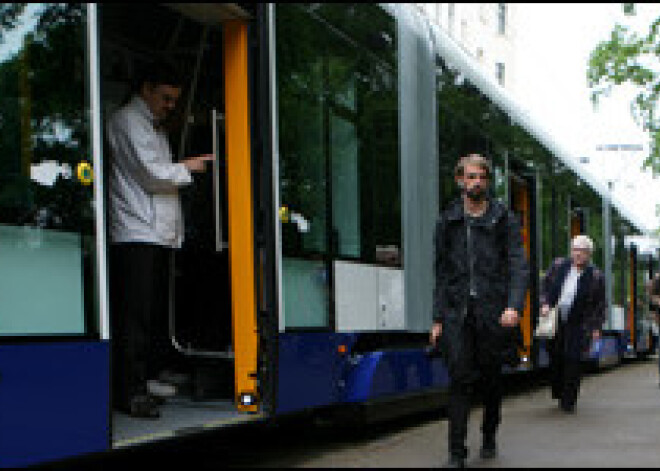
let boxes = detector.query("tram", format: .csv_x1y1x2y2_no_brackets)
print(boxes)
0,3,653,467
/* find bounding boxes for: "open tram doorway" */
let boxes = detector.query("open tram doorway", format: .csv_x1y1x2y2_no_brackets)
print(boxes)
509,169,539,368
99,3,260,446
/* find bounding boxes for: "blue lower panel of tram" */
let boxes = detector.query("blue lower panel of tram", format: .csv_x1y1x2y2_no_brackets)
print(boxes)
276,333,450,414
276,333,349,414
341,350,449,403
0,342,109,468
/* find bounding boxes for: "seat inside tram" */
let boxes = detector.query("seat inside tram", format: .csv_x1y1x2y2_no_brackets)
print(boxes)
99,3,247,444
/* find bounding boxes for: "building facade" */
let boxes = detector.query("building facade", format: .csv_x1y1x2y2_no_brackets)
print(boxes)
415,3,517,93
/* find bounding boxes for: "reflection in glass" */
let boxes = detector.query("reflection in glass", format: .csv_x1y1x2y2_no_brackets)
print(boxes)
276,3,399,329
331,112,359,258
437,57,510,209
0,4,95,336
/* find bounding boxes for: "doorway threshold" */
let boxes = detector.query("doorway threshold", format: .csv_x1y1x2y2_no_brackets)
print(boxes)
112,398,264,448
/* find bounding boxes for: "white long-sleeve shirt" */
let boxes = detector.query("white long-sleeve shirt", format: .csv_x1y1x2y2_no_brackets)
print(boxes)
107,96,192,248
557,265,581,321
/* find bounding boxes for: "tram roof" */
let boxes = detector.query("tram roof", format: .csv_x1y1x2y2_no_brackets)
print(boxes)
387,4,650,235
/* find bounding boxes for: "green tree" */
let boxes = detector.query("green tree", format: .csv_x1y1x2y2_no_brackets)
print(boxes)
587,3,660,174
0,3,92,231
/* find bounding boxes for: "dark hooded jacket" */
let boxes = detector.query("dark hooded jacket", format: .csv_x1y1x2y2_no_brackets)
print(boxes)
540,257,607,360
433,197,530,374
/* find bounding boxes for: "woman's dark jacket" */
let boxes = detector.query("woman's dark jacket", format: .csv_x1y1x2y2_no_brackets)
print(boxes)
540,257,607,360
432,197,530,371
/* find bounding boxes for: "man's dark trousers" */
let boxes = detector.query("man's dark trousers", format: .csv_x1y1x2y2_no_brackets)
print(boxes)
549,319,582,409
447,299,503,459
110,242,173,409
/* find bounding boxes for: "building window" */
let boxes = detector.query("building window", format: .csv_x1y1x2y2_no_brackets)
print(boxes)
448,3,455,36
497,3,507,35
496,62,505,86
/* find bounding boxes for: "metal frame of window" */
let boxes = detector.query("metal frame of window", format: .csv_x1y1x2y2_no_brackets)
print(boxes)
268,4,285,332
87,3,110,341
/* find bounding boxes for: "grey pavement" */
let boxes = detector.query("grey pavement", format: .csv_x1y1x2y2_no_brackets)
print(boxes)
280,358,660,468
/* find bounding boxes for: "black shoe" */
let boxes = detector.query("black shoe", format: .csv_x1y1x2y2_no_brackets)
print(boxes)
560,402,576,414
443,455,466,468
480,435,497,459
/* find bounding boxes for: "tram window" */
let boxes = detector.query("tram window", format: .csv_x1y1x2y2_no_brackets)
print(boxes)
276,4,399,328
436,58,509,210
539,167,556,268
0,4,97,336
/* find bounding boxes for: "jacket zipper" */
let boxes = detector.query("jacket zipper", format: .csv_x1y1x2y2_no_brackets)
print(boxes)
467,218,476,297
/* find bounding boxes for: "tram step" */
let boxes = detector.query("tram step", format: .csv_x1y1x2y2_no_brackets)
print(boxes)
192,360,235,401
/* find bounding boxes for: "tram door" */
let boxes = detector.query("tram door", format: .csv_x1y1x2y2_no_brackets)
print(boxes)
172,18,234,392
101,4,258,412
509,173,536,364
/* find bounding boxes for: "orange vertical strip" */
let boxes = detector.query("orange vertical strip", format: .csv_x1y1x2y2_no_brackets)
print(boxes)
521,186,531,357
571,213,581,238
224,20,258,412
515,183,532,359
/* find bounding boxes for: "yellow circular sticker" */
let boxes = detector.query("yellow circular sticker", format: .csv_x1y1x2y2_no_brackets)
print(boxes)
76,162,93,185
279,205,289,223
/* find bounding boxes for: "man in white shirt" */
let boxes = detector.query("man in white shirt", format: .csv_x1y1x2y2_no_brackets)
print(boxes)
108,61,213,418
540,235,606,413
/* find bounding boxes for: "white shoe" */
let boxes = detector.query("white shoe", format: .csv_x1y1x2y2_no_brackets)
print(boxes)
147,379,177,398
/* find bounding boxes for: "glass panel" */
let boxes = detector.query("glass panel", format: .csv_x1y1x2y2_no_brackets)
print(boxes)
586,196,604,269
276,3,399,329
0,4,95,336
539,170,554,271
277,4,329,329
282,258,329,328
436,57,510,210
551,163,572,257
331,111,360,258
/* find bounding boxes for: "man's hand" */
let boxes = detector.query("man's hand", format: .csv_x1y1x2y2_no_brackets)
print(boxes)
540,304,550,317
430,322,442,346
500,308,519,327
182,154,215,172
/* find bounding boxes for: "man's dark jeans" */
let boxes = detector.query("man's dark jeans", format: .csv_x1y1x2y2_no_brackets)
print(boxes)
447,304,503,458
110,243,173,410
549,320,582,409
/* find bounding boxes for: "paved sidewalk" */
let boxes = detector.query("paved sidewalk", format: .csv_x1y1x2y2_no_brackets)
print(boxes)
286,359,660,468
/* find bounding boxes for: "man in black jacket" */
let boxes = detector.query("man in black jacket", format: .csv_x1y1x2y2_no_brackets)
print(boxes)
430,154,529,468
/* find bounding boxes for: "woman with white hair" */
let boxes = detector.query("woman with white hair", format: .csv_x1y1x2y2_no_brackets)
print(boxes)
539,234,607,413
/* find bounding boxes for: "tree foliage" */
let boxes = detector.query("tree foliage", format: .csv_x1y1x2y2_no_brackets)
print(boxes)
0,3,92,231
587,4,660,175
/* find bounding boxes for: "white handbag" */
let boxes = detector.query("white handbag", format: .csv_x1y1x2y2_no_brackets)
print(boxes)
534,306,558,339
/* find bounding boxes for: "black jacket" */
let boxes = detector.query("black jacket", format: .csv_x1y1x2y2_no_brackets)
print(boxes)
540,257,607,359
433,197,530,326
432,197,530,373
